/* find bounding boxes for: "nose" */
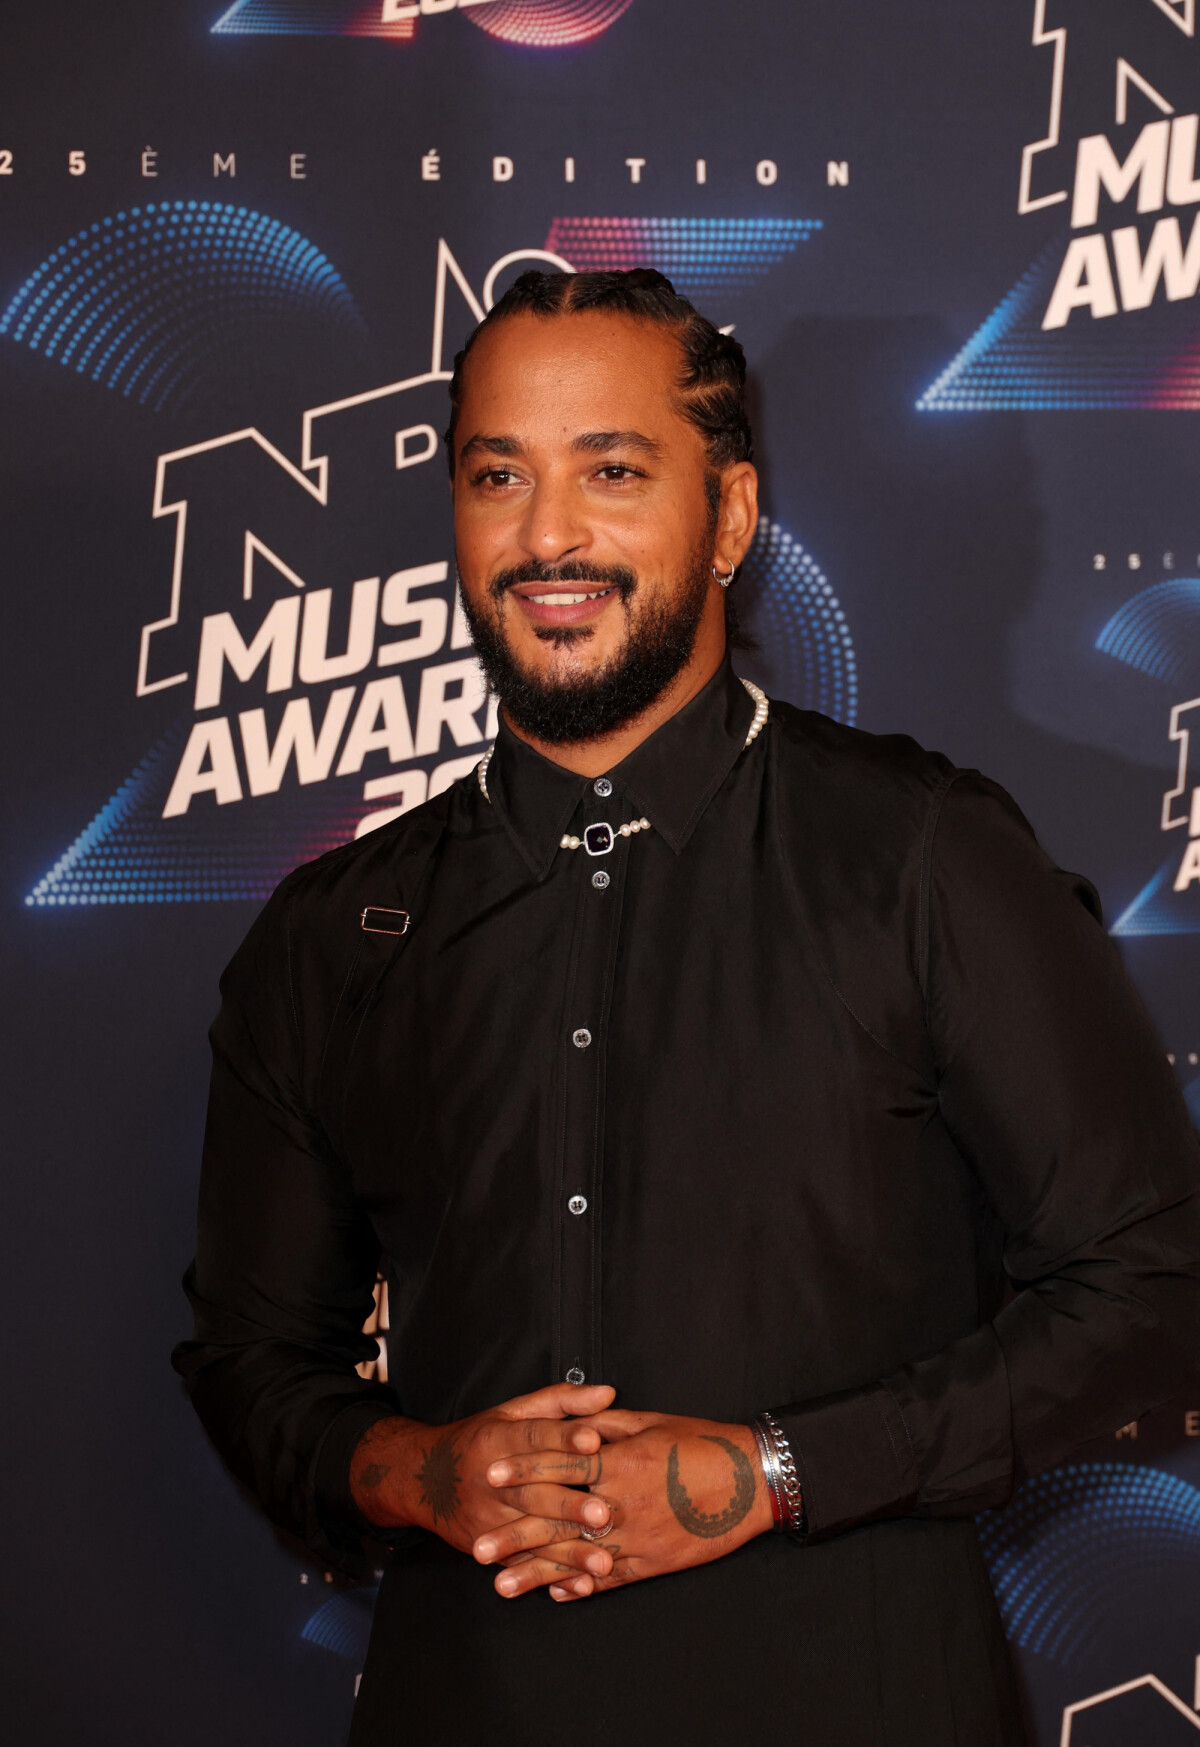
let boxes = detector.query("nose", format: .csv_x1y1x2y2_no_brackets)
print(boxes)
517,473,590,566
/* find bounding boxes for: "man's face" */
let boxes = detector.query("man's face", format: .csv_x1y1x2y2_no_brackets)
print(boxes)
451,310,732,744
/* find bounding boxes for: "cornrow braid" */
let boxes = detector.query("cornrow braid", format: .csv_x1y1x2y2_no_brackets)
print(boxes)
444,267,753,477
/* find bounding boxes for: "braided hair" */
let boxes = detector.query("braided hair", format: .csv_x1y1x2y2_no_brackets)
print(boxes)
444,267,753,486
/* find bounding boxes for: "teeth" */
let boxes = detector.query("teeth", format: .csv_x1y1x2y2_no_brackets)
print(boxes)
527,589,611,606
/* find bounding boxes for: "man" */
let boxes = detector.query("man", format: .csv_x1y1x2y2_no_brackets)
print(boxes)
175,269,1200,1745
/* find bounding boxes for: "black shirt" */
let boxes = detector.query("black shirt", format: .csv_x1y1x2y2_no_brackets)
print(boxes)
174,658,1200,1746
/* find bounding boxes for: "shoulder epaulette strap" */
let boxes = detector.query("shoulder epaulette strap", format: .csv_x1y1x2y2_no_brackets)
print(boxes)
317,812,445,1158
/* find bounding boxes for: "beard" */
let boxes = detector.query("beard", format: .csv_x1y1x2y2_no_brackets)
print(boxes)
459,535,714,746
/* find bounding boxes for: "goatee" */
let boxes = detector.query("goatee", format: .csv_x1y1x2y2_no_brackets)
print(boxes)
459,542,712,745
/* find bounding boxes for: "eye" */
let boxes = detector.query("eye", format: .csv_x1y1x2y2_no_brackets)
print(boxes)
595,464,645,482
472,466,523,489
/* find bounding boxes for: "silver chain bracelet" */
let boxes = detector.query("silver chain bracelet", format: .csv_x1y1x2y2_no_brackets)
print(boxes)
752,1411,806,1534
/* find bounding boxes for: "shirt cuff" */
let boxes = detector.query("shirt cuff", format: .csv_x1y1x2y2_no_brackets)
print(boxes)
770,1383,919,1542
310,1397,409,1567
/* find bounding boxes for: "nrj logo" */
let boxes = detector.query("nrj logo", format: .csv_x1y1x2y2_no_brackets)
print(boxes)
23,241,574,909
1107,692,1200,936
1040,116,1200,330
1023,0,1200,336
211,0,635,48
138,241,572,834
919,0,1200,411
1163,696,1200,892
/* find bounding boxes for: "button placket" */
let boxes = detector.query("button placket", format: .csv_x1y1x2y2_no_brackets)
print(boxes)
550,792,630,1389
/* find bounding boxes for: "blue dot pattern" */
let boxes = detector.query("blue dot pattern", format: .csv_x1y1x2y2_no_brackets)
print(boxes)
741,517,857,724
1,201,362,412
301,1587,379,1659
917,238,1200,411
976,1463,1200,1664
23,721,374,908
213,0,416,35
1109,856,1200,936
1095,577,1200,687
543,217,822,299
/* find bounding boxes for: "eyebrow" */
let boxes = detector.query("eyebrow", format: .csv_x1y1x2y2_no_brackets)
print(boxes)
458,433,523,464
572,429,663,459
457,429,664,465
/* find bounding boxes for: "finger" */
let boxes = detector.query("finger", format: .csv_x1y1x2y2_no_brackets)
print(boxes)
492,1484,611,1527
499,1540,613,1577
474,1492,611,1563
549,1576,594,1602
585,1558,640,1592
495,1543,613,1598
497,1382,616,1422
496,1416,604,1458
487,1449,605,1488
569,1409,657,1442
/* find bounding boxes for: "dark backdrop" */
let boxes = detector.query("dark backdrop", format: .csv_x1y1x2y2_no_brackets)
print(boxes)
5,3,1200,1741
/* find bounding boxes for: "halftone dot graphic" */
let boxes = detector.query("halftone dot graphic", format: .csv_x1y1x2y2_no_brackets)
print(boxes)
213,0,415,35
740,518,857,725
1095,577,1200,687
543,217,821,300
301,1588,379,1659
1,201,363,412
976,1464,1200,1664
1108,858,1200,937
918,238,1200,411
465,0,633,47
23,724,380,907
211,0,631,38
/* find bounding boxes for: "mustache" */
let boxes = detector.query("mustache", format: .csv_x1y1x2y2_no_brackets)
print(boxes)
488,559,637,602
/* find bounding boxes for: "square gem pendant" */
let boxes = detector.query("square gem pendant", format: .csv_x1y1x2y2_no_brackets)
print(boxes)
584,823,615,856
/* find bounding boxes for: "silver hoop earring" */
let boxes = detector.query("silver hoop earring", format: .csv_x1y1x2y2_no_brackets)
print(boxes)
712,560,737,589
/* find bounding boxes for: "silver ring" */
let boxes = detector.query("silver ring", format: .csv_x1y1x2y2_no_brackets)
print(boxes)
579,1517,616,1542
711,560,737,588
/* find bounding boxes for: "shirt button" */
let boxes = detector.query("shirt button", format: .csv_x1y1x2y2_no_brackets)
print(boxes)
572,1027,592,1049
566,1366,586,1385
568,1194,588,1215
592,870,610,890
593,777,613,797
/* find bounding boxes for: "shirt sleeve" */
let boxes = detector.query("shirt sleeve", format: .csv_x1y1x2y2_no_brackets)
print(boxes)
171,877,401,1576
770,770,1200,1542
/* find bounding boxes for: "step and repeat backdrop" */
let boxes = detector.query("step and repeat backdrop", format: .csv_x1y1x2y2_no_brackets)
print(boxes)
5,1,1200,1741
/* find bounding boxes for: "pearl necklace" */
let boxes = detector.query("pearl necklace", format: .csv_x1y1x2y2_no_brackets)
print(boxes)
476,678,769,853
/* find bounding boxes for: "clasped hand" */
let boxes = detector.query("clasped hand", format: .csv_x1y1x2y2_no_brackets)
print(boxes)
352,1384,772,1604
476,1403,771,1603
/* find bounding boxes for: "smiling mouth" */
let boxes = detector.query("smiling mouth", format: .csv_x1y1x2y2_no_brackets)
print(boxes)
523,587,618,606
504,579,626,628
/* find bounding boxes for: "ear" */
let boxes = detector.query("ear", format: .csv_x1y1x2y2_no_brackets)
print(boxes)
714,462,758,571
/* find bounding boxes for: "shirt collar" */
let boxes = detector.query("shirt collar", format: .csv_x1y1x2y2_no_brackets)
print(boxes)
485,657,757,879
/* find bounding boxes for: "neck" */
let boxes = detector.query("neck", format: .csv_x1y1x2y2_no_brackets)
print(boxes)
501,626,728,779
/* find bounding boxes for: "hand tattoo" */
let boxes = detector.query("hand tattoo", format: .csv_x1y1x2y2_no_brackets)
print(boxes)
416,1432,463,1526
359,1462,390,1490
666,1436,757,1539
